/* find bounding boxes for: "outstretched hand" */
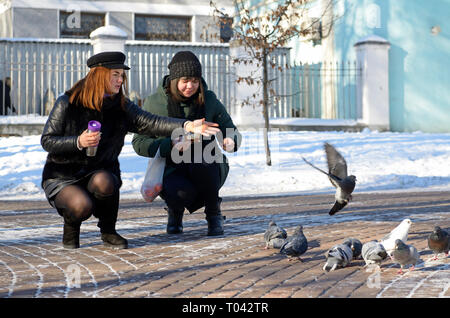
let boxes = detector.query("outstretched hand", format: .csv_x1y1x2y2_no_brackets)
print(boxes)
185,118,220,137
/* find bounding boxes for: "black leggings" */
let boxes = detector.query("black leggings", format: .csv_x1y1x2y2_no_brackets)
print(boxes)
161,162,220,213
54,170,120,232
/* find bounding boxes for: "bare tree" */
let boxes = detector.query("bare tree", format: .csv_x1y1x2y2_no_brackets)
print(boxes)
211,0,337,166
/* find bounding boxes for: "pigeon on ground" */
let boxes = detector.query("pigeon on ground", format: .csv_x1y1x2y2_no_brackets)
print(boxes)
322,243,353,272
302,142,356,215
264,221,287,249
380,219,412,256
343,237,363,259
427,226,450,260
361,240,388,266
391,239,421,274
279,225,308,261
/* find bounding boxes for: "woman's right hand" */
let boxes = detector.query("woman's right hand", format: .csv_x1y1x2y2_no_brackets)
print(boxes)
184,118,220,137
78,129,101,148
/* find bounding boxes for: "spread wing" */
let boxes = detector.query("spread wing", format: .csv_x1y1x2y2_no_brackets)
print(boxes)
302,157,329,176
324,143,348,179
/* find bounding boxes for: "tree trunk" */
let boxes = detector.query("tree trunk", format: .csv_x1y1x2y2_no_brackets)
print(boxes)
262,48,271,166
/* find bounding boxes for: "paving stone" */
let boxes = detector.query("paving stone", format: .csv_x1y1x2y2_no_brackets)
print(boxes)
0,192,448,298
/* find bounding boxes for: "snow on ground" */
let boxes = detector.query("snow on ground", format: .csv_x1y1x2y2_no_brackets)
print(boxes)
0,127,449,202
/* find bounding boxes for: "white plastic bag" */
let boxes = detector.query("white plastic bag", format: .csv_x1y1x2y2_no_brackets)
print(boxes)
140,147,165,202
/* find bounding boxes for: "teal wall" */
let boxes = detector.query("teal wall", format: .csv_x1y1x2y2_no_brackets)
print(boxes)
334,0,450,132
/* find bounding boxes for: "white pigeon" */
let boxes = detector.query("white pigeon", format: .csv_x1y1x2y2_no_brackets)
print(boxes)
322,243,353,272
380,219,412,256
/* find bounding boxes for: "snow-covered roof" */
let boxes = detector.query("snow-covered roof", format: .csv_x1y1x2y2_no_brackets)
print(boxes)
8,0,235,16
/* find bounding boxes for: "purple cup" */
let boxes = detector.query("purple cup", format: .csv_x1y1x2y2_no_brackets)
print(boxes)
88,120,101,132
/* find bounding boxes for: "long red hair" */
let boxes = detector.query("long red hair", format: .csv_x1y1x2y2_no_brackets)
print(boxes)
68,66,128,111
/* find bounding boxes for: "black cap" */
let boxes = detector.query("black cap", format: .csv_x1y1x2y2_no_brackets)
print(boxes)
168,51,202,81
87,51,130,70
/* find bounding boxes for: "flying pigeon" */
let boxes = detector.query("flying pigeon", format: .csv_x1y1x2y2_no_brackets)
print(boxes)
391,239,421,274
343,237,363,259
264,220,287,249
323,243,353,272
302,142,356,215
381,219,412,257
279,225,308,261
361,240,388,266
427,226,450,260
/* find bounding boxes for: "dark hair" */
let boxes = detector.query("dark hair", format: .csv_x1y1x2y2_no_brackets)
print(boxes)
167,77,205,106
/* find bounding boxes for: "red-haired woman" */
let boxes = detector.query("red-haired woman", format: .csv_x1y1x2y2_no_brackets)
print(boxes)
41,51,219,249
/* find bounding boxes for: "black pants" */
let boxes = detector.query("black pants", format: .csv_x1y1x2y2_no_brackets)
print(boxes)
160,162,220,213
53,170,120,233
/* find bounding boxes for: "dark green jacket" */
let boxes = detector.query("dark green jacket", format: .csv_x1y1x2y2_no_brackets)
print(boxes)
132,76,241,189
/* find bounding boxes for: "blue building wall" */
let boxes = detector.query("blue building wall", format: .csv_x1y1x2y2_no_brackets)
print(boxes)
334,0,450,132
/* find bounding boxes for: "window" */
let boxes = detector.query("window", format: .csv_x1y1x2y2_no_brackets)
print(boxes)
220,17,233,43
60,11,105,38
135,15,191,41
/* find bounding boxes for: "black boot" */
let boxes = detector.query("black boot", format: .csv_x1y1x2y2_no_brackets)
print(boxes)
166,207,184,234
205,198,224,236
206,214,224,236
94,192,127,249
98,210,128,249
101,231,128,249
63,221,81,249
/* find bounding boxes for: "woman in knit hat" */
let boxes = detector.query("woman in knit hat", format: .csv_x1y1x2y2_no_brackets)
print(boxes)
41,51,220,250
132,51,241,236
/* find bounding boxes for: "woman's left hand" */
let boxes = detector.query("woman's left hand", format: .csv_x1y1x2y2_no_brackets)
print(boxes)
222,137,235,152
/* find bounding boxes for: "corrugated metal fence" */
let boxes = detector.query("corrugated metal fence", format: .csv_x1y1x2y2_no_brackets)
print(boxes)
0,39,93,116
0,38,360,121
0,39,233,116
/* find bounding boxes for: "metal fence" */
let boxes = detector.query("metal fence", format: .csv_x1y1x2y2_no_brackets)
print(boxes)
0,39,233,116
0,38,360,121
0,39,93,116
270,61,362,120
125,42,233,111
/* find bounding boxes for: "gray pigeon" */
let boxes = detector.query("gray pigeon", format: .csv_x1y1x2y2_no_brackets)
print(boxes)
391,239,421,274
302,142,356,215
279,225,308,261
361,240,388,266
427,226,450,260
264,221,287,249
343,237,363,259
323,243,353,272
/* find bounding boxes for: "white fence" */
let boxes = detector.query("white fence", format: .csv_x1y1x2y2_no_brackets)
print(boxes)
0,38,359,121
0,39,234,116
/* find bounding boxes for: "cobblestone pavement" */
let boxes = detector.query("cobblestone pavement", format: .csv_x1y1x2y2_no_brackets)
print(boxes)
0,191,449,299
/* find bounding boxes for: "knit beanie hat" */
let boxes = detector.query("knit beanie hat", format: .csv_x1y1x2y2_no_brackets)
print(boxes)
168,51,202,81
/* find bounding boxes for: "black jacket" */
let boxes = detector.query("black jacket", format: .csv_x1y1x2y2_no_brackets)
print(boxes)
41,92,186,201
